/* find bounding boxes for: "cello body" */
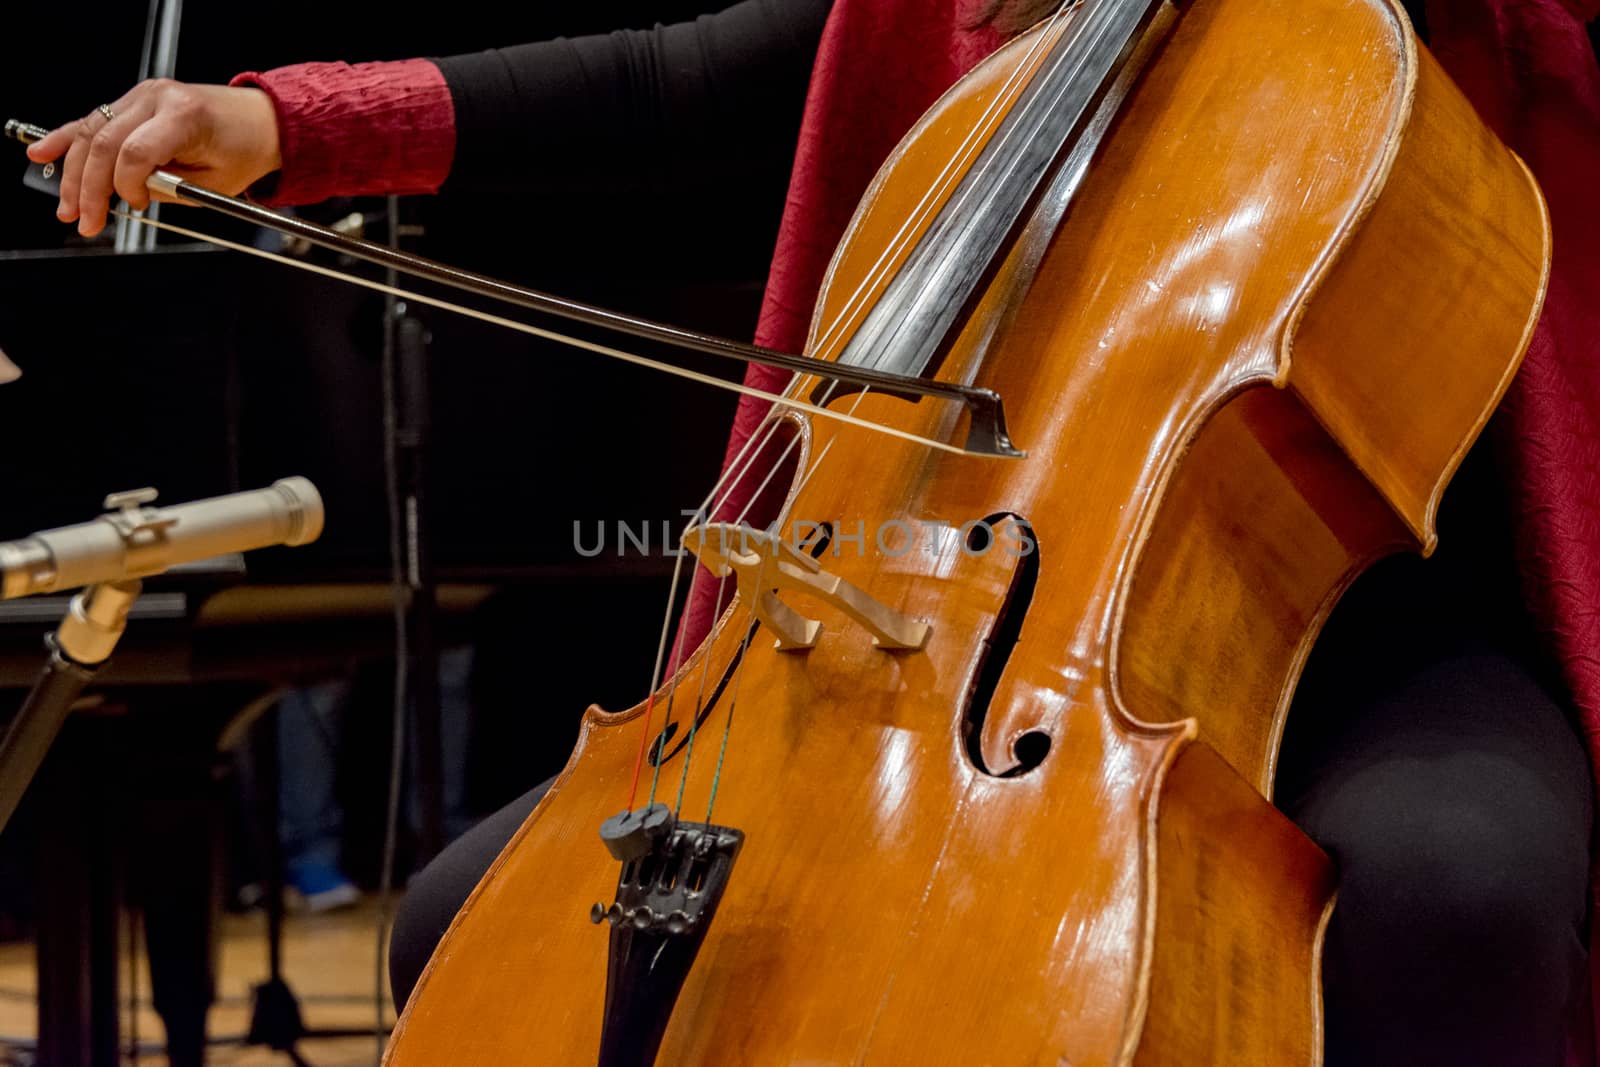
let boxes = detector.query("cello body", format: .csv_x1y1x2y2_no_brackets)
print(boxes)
385,0,1549,1062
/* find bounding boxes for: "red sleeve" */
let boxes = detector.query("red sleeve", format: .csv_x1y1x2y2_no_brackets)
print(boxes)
229,58,456,207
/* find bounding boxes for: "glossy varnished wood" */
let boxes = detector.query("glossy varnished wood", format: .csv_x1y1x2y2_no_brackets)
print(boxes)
385,0,1548,1062
1135,741,1337,1066
1117,33,1550,792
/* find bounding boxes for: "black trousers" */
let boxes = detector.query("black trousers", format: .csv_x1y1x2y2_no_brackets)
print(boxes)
1274,552,1593,1066
390,560,1594,1065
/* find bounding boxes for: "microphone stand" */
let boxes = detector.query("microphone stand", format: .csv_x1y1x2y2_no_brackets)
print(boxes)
395,307,444,863
378,195,444,864
0,579,141,836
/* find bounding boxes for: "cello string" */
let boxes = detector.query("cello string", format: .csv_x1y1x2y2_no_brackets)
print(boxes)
656,378,853,809
671,588,726,819
641,405,820,807
107,210,982,458
648,0,1082,755
668,0,1082,770
631,443,757,810
628,526,696,809
676,0,1087,719
637,12,1065,793
641,382,844,809
642,2,1085,813
821,0,1116,375
696,434,856,822
719,0,1100,547
759,0,1078,373
625,2,1082,792
647,562,729,808
673,0,1086,559
696,375,898,817
731,392,866,531
673,381,876,817
703,581,761,825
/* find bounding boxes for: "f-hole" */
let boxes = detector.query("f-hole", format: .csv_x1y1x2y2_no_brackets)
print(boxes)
962,513,1050,778
650,522,835,767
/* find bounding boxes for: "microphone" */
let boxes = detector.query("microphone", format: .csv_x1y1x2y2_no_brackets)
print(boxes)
0,477,324,599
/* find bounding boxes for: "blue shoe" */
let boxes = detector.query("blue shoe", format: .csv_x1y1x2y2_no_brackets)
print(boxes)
285,859,361,914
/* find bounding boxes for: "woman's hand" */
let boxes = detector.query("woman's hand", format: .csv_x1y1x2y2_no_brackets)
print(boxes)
26,80,282,238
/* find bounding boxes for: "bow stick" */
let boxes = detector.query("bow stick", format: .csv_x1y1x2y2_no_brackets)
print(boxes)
5,120,1023,460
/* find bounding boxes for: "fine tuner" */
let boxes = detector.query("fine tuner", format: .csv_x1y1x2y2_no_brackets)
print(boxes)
3,119,1023,460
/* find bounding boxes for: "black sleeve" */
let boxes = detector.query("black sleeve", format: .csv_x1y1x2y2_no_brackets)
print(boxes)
434,0,831,195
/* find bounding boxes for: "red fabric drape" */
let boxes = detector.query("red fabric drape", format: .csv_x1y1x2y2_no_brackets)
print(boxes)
1428,0,1600,816
1425,3,1600,1060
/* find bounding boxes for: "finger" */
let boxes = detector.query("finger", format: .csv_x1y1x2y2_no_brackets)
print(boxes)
54,87,142,229
54,115,100,223
75,102,151,237
25,124,75,163
113,108,193,211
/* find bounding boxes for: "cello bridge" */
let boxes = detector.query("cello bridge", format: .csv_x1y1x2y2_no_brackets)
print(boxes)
681,522,930,652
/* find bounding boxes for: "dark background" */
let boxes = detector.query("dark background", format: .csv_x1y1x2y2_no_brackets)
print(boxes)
0,2,794,814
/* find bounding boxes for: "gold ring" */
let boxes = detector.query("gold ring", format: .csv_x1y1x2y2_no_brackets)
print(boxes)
97,104,116,123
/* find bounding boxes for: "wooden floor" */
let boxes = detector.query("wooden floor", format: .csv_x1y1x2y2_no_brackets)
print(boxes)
0,896,400,1066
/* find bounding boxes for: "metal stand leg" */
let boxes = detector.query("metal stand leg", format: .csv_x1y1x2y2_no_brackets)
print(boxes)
246,704,307,1059
35,719,121,1067
393,308,442,863
0,582,137,1065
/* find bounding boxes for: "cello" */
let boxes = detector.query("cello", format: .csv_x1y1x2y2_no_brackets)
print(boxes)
15,0,1546,1058
376,0,1549,1061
